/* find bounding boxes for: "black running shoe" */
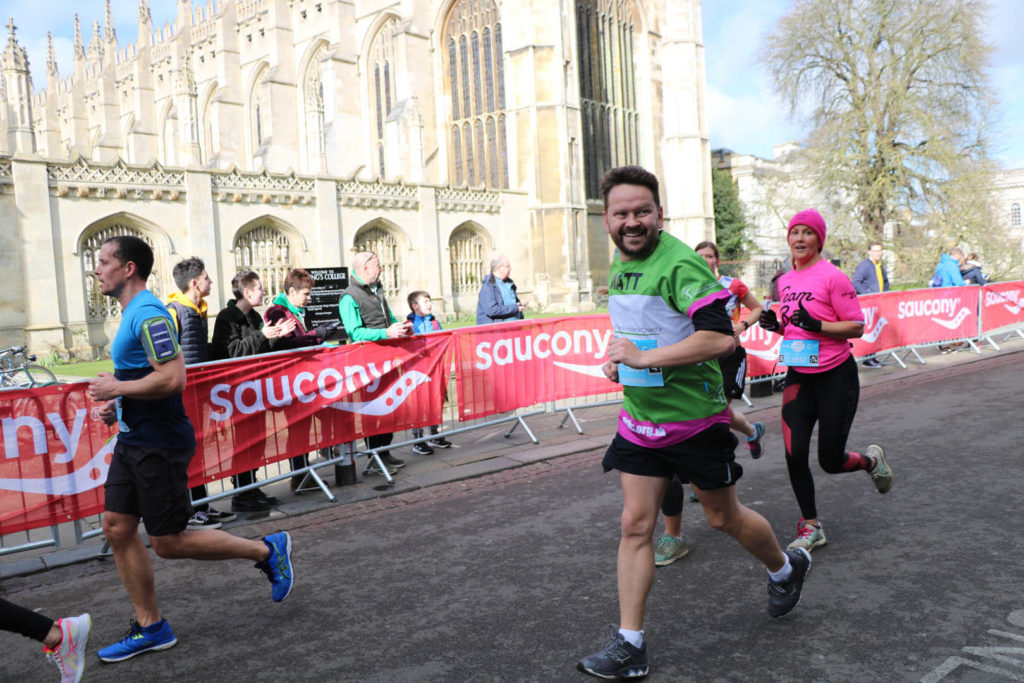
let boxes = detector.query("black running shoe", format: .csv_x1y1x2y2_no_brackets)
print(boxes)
428,437,453,449
577,628,649,679
767,548,811,617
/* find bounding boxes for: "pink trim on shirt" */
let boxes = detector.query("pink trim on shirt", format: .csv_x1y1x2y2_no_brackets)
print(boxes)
778,260,864,373
617,408,731,448
686,289,731,320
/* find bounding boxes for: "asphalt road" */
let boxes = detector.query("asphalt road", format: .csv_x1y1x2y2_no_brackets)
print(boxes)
4,351,1023,682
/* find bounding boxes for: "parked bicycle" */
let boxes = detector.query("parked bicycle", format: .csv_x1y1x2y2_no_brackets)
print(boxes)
0,345,59,389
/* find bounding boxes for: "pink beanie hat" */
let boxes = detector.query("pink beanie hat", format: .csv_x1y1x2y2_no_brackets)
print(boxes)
787,208,827,251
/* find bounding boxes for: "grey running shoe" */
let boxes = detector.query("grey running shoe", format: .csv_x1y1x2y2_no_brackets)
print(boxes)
186,511,221,530
577,628,649,679
365,460,397,477
866,444,893,493
653,534,689,566
786,519,827,552
767,548,811,618
204,507,237,523
380,453,406,469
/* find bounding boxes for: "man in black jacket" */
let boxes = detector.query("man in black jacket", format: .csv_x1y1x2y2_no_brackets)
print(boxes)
166,257,235,528
211,270,295,510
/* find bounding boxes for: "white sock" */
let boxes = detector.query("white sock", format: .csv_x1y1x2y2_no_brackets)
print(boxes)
618,628,644,648
768,553,793,583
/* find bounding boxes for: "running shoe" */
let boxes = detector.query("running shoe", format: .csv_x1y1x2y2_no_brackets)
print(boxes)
577,627,649,679
654,534,689,566
428,437,453,449
767,548,811,618
746,421,766,459
204,506,237,523
787,518,827,552
186,510,221,530
365,460,398,476
866,444,893,493
44,613,90,682
412,442,434,456
256,531,294,602
97,619,177,662
380,453,406,469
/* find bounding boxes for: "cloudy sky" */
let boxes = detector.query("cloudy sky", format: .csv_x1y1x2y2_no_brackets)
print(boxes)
2,1,1021,169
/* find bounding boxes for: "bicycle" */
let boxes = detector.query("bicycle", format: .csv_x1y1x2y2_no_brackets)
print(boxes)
0,345,59,389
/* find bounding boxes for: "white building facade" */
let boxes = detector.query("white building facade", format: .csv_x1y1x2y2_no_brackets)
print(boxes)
0,0,715,357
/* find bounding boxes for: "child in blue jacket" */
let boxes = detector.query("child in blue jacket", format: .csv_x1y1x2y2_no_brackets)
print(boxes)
406,291,453,454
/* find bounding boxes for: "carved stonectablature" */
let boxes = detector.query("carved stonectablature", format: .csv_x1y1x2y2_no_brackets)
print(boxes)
47,157,186,197
212,167,316,198
436,186,501,213
337,179,419,210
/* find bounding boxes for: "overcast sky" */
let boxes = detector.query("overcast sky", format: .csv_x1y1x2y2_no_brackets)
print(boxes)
2,1,1021,170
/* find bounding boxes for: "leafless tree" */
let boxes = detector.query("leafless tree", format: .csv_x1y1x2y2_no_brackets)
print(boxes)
760,0,997,249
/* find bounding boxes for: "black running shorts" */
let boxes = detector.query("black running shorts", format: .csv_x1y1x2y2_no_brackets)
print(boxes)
602,423,743,491
104,441,195,536
719,346,747,400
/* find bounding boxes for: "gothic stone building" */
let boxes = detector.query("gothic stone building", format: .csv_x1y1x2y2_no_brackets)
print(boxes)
0,0,713,357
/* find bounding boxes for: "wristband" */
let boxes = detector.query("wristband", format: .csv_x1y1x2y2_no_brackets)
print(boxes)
742,321,750,330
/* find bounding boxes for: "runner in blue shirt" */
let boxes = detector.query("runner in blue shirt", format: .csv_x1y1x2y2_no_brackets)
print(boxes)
86,235,295,663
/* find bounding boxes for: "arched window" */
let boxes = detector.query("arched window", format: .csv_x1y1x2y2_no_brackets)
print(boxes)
369,18,399,179
1012,203,1021,228
302,44,328,174
576,0,640,199
449,225,487,294
162,105,180,166
234,224,293,297
354,224,402,302
443,0,508,189
81,224,163,321
249,65,271,163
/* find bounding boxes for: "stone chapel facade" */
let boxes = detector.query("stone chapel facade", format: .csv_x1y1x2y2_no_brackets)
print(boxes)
0,0,712,357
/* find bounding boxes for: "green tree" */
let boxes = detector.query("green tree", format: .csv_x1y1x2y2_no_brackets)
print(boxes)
759,0,996,245
711,167,750,261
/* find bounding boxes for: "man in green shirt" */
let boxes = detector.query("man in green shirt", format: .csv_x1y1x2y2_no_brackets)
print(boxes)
338,251,412,474
576,166,811,680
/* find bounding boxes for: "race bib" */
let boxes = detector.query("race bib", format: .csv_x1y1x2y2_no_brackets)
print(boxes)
617,338,665,387
778,339,820,367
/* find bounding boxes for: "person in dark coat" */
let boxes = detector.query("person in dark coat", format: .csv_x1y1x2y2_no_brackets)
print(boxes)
211,270,296,511
475,254,525,324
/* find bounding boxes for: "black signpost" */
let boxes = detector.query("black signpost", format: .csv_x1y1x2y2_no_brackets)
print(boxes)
305,266,349,335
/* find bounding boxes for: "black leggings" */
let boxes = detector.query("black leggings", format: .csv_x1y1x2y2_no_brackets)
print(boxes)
1,597,53,642
782,354,871,520
660,475,685,517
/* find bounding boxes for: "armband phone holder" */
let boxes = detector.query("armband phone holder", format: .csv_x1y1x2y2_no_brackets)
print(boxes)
141,317,180,363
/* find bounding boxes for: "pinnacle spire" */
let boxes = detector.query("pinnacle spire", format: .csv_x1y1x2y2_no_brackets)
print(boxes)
47,31,57,76
73,14,85,60
104,0,116,43
139,0,152,26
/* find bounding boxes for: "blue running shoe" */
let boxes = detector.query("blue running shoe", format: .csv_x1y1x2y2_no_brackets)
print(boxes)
97,619,176,662
746,421,766,459
257,531,294,602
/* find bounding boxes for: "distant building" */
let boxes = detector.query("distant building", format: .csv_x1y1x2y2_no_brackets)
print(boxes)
0,0,714,356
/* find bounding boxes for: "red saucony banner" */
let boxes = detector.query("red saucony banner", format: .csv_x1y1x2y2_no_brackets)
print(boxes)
0,382,113,534
181,334,453,485
454,316,619,420
981,281,1024,333
848,292,901,358
0,334,453,534
870,286,978,347
735,305,783,378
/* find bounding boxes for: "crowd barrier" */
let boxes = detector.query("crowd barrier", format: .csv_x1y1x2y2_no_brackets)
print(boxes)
2,282,1022,543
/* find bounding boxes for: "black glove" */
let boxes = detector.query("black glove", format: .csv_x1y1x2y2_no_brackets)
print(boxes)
759,308,780,332
314,321,342,340
790,301,822,333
